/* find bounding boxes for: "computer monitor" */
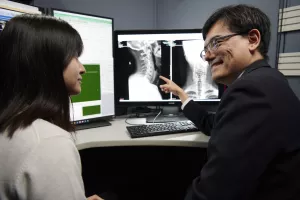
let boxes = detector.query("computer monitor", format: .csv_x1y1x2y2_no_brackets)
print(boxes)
0,3,41,32
114,29,225,121
52,9,115,129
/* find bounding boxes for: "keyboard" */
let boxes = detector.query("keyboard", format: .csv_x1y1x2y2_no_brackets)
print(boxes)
126,120,199,138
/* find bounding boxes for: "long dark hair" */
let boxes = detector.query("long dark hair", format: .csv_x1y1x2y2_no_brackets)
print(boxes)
0,14,83,137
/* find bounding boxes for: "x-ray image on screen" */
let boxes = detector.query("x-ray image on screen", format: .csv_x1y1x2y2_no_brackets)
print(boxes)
118,40,171,101
115,31,222,103
171,39,218,100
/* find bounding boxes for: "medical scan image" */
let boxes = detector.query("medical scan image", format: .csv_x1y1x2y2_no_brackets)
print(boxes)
116,37,218,101
171,39,218,100
118,40,166,101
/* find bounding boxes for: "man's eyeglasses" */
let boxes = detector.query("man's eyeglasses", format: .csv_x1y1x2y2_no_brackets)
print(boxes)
200,32,246,59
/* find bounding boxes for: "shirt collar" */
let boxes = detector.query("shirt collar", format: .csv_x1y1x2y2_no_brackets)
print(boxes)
237,70,245,79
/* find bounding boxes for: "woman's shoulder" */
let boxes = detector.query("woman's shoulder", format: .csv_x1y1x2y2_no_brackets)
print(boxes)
32,119,73,140
0,119,75,160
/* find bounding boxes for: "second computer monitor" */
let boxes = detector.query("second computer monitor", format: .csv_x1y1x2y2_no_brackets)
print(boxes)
52,9,115,127
114,29,223,105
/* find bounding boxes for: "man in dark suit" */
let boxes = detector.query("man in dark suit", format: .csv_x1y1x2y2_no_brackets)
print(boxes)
160,4,300,200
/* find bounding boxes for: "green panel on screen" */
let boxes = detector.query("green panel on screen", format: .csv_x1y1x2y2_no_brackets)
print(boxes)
72,64,101,103
83,105,101,116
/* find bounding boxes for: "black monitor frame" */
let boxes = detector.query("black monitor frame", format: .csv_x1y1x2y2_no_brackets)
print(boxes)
113,29,226,107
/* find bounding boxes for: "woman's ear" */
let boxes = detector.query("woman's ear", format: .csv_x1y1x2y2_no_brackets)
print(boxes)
248,29,261,52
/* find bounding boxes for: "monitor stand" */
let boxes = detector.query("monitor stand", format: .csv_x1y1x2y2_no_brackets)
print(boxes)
146,106,188,123
75,119,111,130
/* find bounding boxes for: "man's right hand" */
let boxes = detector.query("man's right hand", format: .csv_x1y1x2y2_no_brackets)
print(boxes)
159,75,189,102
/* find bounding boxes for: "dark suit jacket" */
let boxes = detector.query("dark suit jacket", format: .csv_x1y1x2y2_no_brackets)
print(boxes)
183,59,300,200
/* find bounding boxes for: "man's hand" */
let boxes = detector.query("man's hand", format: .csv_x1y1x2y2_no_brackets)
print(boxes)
159,75,182,96
87,195,104,200
159,75,189,102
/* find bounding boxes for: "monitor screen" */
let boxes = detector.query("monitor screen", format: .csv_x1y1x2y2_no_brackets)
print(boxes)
53,9,115,124
0,5,41,32
0,8,20,31
114,29,224,105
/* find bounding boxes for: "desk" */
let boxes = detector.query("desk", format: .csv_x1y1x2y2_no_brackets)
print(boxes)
75,117,210,150
77,117,209,200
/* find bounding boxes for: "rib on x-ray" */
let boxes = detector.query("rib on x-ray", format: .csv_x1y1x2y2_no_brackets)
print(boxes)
118,40,163,101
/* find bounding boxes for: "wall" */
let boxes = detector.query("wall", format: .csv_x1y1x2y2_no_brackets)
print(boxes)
33,0,156,30
282,0,300,99
33,0,300,98
33,0,287,73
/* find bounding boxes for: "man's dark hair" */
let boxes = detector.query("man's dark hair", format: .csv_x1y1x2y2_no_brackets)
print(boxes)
202,4,271,60
0,14,83,137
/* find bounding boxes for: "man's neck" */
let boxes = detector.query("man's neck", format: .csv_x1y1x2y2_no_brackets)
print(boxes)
249,53,264,65
221,54,265,85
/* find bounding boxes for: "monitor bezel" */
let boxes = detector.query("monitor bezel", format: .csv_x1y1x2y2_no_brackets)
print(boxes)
113,29,226,107
50,8,116,122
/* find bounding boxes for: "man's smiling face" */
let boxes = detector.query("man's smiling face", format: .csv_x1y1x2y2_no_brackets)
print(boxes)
203,20,251,85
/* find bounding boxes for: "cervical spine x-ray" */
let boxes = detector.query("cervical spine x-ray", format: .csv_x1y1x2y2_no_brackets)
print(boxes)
117,38,218,101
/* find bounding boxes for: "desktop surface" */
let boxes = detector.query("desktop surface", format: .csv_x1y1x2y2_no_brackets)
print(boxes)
75,116,210,150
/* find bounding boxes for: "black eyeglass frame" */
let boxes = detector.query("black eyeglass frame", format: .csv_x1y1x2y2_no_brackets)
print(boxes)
200,32,248,59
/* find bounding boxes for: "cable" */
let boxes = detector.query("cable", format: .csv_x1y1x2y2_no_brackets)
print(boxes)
125,113,153,126
125,116,145,126
152,110,162,123
125,118,141,126
125,106,163,125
